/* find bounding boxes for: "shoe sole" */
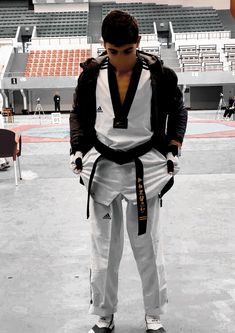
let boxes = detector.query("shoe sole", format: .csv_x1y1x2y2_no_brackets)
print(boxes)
146,328,166,332
88,325,115,333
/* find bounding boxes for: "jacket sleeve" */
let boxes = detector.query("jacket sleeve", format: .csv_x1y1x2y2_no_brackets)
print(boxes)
69,70,96,155
164,68,188,145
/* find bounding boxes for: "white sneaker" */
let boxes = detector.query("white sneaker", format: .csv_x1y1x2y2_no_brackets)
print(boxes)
145,315,166,332
88,315,114,333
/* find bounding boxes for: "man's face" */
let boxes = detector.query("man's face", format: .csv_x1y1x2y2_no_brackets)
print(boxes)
104,39,140,73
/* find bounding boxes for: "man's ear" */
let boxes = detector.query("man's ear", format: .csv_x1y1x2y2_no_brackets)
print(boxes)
136,36,141,48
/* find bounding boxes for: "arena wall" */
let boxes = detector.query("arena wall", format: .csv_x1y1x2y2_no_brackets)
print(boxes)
93,0,229,10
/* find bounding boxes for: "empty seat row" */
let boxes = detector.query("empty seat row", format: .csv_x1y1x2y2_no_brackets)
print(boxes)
222,44,235,52
179,53,221,63
182,62,223,72
37,24,88,37
225,53,235,61
141,46,161,56
178,45,218,55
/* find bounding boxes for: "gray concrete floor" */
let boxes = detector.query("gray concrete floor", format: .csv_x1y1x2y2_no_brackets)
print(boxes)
0,112,235,333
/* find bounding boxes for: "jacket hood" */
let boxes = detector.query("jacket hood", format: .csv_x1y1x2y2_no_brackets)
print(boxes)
80,50,163,75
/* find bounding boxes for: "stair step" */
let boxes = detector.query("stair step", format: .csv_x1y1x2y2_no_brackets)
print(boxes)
160,46,180,70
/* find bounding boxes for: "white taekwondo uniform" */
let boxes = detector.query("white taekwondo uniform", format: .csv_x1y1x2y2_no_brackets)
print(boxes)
80,57,179,317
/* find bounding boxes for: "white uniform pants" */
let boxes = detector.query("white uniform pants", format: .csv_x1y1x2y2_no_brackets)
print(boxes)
89,194,167,317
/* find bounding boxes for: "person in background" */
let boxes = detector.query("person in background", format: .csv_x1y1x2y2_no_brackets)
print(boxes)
54,92,61,112
70,10,187,333
223,96,235,120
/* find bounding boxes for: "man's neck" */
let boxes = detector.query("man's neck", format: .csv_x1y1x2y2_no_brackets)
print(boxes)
116,69,133,76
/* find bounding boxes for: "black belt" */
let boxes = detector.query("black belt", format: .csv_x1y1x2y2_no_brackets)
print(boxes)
86,138,173,235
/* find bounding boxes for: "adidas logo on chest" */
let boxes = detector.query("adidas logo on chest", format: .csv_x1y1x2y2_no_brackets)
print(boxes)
97,106,103,113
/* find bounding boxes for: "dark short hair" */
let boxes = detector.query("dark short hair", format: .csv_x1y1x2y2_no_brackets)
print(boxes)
101,10,139,46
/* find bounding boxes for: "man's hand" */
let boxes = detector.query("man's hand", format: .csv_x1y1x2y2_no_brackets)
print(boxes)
166,145,179,175
70,151,83,174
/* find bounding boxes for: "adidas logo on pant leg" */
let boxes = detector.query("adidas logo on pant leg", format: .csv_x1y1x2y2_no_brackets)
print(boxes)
103,213,111,220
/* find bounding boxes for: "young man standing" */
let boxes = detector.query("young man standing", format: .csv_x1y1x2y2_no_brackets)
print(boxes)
70,10,187,333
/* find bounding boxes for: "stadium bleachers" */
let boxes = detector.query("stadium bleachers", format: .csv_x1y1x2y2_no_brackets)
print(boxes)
0,6,88,38
0,2,231,76
0,1,234,113
24,49,91,77
102,3,224,34
176,40,235,72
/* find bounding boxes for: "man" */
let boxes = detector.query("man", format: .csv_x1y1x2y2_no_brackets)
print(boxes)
53,92,61,112
70,10,187,333
223,96,235,120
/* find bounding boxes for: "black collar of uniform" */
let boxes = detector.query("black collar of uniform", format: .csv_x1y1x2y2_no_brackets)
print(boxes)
108,57,143,124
